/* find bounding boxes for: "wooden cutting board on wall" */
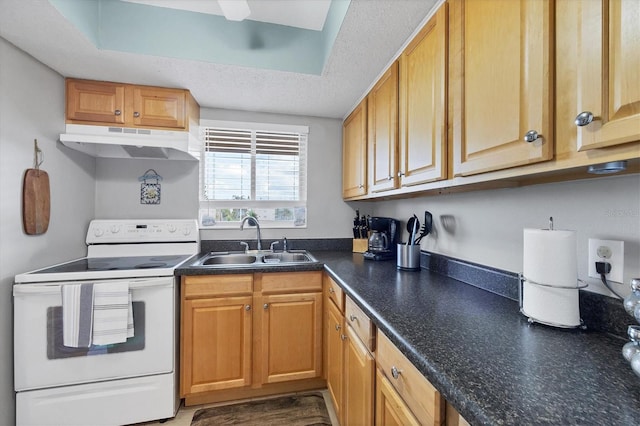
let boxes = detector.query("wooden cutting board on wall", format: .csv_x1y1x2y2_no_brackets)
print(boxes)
22,168,50,235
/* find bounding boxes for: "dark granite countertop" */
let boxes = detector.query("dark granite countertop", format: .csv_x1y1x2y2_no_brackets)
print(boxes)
313,251,640,426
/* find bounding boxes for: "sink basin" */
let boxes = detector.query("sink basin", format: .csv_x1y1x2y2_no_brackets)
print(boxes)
191,250,316,268
262,252,312,263
199,254,257,266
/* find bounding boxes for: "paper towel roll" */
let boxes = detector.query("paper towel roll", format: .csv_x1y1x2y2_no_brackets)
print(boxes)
522,228,580,327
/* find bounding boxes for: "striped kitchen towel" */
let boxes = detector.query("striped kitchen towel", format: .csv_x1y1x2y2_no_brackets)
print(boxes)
92,282,133,345
62,283,94,348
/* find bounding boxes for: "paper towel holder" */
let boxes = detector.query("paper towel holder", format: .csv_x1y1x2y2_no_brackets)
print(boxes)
519,274,588,329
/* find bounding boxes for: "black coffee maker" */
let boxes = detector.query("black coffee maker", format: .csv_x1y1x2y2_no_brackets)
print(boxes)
363,217,400,260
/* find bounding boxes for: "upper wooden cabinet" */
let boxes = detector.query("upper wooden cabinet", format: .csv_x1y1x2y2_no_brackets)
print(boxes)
449,0,554,176
399,4,448,186
343,99,368,199
368,61,399,193
573,0,640,151
66,78,199,131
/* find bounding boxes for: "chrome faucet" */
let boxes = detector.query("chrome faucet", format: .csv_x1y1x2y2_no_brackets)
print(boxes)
240,216,262,251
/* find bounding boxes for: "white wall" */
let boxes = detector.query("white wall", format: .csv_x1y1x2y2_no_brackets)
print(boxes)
95,158,199,219
0,38,96,424
369,174,640,298
199,108,354,241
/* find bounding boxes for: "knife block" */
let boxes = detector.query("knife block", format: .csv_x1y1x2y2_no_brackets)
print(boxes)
352,238,368,253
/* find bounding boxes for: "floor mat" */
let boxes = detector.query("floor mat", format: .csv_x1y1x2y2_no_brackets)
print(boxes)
190,392,331,426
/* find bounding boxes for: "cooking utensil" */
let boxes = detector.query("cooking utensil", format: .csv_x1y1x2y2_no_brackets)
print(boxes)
414,211,433,244
22,140,50,235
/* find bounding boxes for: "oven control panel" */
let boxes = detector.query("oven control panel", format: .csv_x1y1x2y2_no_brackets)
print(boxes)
86,219,199,244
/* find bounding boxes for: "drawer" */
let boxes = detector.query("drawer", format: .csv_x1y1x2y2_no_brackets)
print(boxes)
345,296,375,352
182,274,253,299
324,274,344,312
377,330,444,425
260,271,322,294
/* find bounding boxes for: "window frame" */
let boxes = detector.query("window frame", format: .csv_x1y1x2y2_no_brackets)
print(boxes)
198,119,309,230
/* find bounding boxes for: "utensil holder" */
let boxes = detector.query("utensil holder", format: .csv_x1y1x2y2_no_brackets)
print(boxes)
397,244,420,271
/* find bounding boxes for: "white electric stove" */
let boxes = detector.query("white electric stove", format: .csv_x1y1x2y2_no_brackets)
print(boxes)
13,219,199,426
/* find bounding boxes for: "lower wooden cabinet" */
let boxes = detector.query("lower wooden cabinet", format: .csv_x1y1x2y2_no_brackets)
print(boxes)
377,330,445,425
325,291,346,422
261,291,323,384
181,271,323,404
376,369,420,426
344,324,375,425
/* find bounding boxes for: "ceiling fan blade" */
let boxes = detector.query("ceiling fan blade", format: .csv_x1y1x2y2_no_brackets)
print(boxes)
218,0,251,21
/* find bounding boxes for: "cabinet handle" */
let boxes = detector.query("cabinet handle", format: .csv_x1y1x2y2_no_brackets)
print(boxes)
245,304,251,311
340,334,347,341
391,366,402,380
349,314,357,322
329,287,335,295
575,111,598,127
263,303,269,310
387,176,393,181
358,184,364,189
335,324,341,331
398,171,405,177
133,111,140,118
114,109,121,116
523,130,541,143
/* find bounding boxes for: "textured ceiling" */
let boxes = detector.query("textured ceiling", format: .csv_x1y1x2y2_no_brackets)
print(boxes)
0,0,438,119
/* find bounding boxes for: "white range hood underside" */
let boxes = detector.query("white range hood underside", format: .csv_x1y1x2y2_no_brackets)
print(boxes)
59,124,201,161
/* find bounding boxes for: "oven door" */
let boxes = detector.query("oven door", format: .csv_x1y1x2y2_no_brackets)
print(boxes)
14,276,175,391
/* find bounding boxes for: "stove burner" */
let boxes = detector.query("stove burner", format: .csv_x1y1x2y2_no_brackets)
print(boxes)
134,262,168,269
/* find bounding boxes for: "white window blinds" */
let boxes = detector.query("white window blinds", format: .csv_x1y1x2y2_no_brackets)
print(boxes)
199,122,308,228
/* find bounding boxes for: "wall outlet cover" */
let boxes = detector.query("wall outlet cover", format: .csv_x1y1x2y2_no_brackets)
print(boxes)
588,238,624,283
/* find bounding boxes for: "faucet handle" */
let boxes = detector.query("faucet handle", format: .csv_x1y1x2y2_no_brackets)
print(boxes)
270,241,280,251
239,241,249,252
283,237,288,252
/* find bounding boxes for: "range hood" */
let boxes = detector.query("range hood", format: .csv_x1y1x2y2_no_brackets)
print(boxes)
59,124,200,161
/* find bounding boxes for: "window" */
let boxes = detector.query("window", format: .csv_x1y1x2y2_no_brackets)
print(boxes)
199,120,308,229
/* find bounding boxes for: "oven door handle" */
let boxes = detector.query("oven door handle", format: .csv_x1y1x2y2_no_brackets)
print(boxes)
13,279,173,296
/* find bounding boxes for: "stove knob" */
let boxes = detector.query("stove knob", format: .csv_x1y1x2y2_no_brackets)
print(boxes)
167,224,177,233
110,225,121,234
93,227,104,237
182,227,192,236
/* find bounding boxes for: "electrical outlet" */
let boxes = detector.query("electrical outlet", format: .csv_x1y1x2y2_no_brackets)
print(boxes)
588,239,624,283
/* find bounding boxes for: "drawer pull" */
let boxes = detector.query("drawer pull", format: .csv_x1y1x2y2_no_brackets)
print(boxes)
329,287,335,294
335,324,341,331
349,314,357,322
341,334,347,341
391,366,402,380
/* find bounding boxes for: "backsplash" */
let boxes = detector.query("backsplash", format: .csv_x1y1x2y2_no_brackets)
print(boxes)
421,251,631,339
201,238,352,253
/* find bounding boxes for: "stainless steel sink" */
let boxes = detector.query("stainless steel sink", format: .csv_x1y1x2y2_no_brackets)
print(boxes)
262,252,312,263
191,250,317,268
201,254,257,265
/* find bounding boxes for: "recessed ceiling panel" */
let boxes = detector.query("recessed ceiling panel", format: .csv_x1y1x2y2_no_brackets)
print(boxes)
48,0,348,75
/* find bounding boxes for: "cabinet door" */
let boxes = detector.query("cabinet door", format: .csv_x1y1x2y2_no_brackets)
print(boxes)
399,4,447,186
450,0,553,176
66,80,126,125
261,292,322,383
343,100,368,198
132,86,186,129
575,0,640,151
326,299,345,424
375,369,420,426
344,326,374,426
368,62,399,193
181,295,252,395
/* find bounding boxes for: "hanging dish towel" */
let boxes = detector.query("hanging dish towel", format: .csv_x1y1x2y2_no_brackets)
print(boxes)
92,282,133,345
62,283,94,348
